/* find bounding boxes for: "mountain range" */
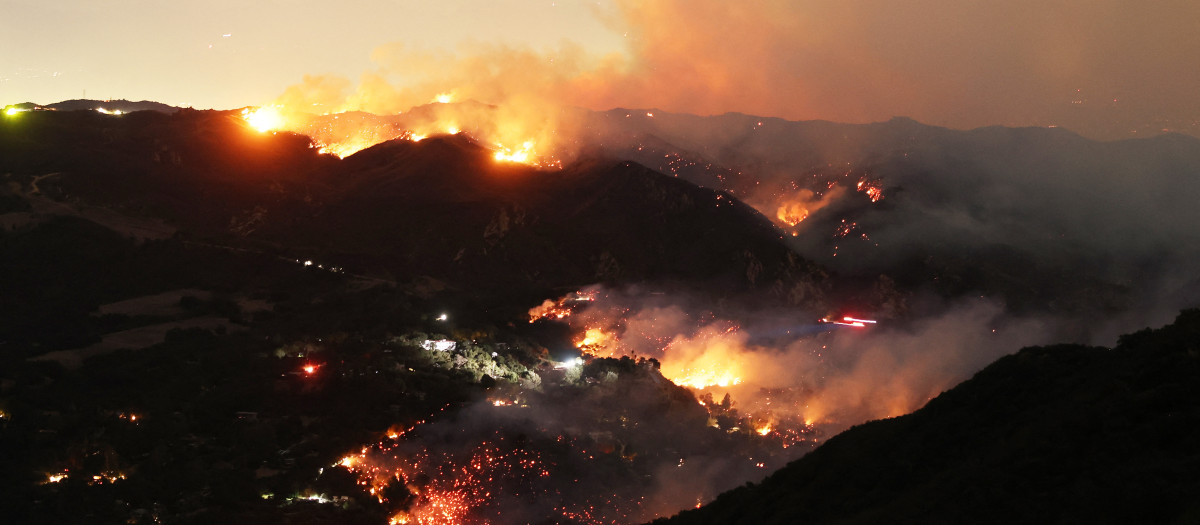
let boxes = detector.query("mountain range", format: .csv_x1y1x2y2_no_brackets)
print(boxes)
2,101,1198,524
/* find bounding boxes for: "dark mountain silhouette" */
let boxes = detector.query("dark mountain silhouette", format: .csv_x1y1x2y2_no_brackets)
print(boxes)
654,308,1200,524
291,102,1200,325
0,109,829,312
4,101,1199,524
575,109,1200,338
45,99,180,114
294,135,828,304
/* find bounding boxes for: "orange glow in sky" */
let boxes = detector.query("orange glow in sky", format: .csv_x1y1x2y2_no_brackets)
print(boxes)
4,1,1199,140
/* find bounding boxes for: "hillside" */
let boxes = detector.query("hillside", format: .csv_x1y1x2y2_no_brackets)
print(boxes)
580,110,1200,322
295,135,828,307
0,109,829,314
655,309,1200,524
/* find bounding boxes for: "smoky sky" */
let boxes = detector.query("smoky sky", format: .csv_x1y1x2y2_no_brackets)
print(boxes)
593,0,1200,139
262,0,1200,141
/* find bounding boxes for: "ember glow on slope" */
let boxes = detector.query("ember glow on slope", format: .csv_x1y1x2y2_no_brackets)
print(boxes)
531,286,1054,430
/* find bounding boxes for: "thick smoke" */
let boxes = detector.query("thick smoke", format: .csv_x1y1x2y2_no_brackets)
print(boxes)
572,109,1200,343
268,0,1200,140
555,287,1061,434
343,358,807,523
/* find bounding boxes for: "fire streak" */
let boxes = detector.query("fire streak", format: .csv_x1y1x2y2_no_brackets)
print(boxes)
822,315,877,328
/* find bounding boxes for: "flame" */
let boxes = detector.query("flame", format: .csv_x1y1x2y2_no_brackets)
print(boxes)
574,327,614,354
256,77,573,164
856,178,885,202
89,471,127,485
773,186,843,229
339,433,554,523
528,290,595,322
493,141,536,164
242,106,285,132
670,369,743,390
756,424,773,436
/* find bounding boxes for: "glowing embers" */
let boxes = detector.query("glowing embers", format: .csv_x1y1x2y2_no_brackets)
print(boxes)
338,432,553,524
528,289,597,323
856,177,885,202
90,471,127,485
242,106,285,132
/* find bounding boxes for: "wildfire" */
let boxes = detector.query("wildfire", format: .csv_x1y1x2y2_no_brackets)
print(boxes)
669,369,743,390
856,178,885,202
773,186,843,229
89,471,127,485
756,424,773,436
776,204,810,227
574,327,614,354
338,433,554,524
493,141,535,164
242,106,285,133
528,290,596,323
319,136,389,157
491,140,560,168
434,93,454,104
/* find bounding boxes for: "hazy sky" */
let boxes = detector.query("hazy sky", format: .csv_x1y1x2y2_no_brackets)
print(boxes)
3,0,1197,139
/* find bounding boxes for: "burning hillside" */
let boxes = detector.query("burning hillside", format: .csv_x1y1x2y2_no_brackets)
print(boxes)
238,99,570,168
526,286,1054,433
324,349,818,524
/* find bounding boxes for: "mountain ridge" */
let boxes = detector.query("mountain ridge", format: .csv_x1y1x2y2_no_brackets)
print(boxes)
653,309,1200,524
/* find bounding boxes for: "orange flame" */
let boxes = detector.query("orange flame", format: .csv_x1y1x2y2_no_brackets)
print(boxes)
574,327,615,355
241,106,285,133
773,186,844,229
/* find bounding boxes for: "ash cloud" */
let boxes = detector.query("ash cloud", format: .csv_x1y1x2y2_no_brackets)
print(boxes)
270,0,1200,140
556,286,1060,433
